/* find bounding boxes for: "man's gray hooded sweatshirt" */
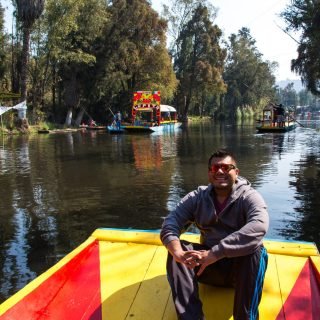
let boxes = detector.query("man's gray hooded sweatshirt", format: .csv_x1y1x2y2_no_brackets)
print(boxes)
160,176,269,261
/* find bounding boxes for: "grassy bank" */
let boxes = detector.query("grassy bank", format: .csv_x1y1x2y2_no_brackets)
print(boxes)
0,122,76,135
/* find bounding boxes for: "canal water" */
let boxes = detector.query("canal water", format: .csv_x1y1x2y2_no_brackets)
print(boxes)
0,120,320,302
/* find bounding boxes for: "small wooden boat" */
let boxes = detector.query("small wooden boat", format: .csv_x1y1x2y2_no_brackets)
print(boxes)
124,121,182,133
107,125,125,134
37,129,50,134
86,126,106,131
257,103,297,133
256,122,297,133
0,228,319,319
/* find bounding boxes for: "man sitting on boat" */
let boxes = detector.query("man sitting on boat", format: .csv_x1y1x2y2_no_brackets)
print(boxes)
161,149,269,320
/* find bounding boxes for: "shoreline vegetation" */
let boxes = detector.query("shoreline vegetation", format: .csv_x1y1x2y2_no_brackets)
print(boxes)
1,1,317,138
0,116,217,135
0,122,79,135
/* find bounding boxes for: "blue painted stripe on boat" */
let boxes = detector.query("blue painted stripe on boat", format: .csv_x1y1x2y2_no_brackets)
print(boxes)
249,250,264,319
250,247,268,320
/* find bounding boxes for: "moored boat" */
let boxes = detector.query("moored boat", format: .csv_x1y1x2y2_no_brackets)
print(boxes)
0,228,319,319
86,125,106,131
37,129,50,134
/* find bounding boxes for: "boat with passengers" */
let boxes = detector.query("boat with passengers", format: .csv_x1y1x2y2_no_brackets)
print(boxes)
256,103,297,133
123,91,181,133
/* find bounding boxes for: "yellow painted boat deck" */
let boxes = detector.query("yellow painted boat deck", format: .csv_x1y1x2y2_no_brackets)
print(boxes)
95,229,320,320
1,228,319,319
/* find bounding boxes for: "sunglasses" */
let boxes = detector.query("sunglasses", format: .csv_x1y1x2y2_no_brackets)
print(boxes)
209,163,237,173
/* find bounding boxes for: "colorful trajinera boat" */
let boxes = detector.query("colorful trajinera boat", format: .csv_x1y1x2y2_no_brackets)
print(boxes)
256,122,297,133
0,228,319,319
123,91,181,133
256,103,297,133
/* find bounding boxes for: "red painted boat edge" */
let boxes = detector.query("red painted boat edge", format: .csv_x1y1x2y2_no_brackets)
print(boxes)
0,238,102,320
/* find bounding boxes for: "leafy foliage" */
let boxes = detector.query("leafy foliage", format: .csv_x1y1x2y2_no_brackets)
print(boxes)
223,28,276,118
43,0,109,124
15,0,45,28
45,0,106,65
172,2,226,117
41,0,177,122
13,0,45,101
2,0,283,124
281,0,320,95
277,83,298,107
0,4,7,83
98,0,177,111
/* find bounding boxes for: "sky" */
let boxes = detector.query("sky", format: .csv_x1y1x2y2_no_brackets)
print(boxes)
152,0,300,82
2,0,300,82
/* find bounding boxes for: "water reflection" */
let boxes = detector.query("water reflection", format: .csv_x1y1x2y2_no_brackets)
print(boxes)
1,123,320,302
287,150,320,243
271,134,285,159
132,135,162,172
1,207,37,297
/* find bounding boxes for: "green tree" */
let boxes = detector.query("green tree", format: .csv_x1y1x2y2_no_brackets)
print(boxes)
223,28,276,119
163,0,213,58
280,83,298,107
298,89,318,108
13,0,45,103
0,3,6,83
98,0,177,113
27,17,52,122
281,0,320,95
173,3,226,119
44,0,108,125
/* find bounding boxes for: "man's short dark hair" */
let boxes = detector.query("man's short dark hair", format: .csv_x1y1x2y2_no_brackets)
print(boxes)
208,149,237,168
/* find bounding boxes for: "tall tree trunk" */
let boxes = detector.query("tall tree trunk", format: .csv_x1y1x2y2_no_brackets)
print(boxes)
183,95,191,121
63,69,79,126
74,108,85,126
65,108,73,126
20,26,30,102
52,64,56,112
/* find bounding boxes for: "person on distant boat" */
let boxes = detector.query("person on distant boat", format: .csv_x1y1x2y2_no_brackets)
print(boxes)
89,119,96,127
274,104,285,127
114,111,122,130
160,149,269,320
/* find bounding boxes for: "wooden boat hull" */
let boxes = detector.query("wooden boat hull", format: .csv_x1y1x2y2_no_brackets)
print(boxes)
0,228,319,319
86,126,106,130
37,129,50,134
107,126,125,134
124,122,181,133
256,123,297,133
123,125,154,133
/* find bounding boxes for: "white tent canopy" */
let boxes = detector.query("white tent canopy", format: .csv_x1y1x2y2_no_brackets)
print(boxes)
0,101,27,118
160,105,177,112
0,106,14,116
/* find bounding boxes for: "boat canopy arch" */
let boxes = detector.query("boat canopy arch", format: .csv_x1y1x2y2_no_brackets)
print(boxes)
160,105,177,112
